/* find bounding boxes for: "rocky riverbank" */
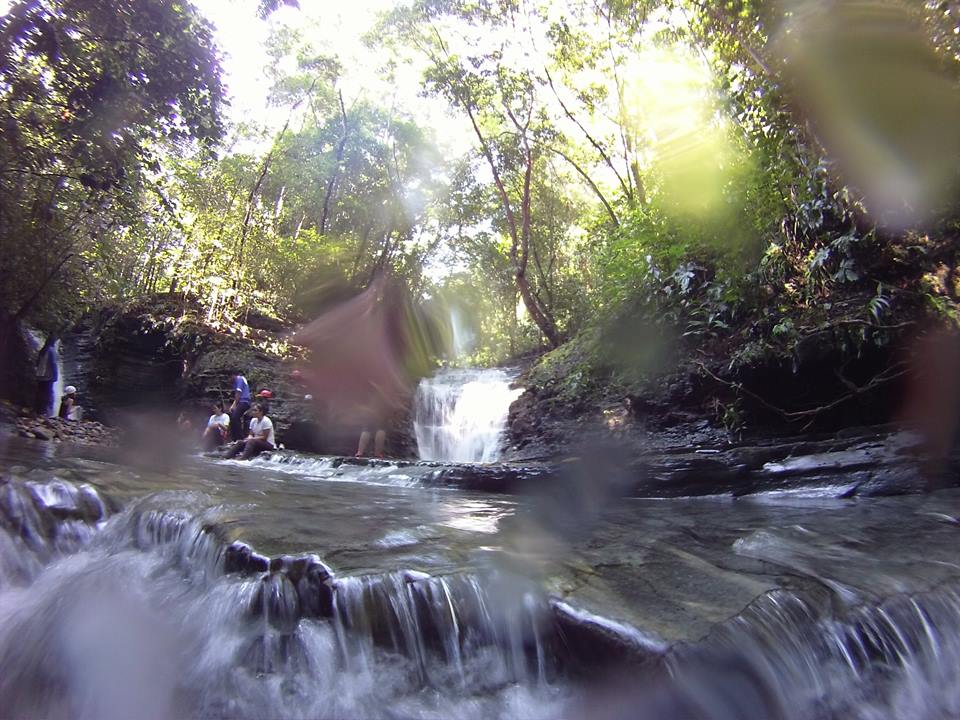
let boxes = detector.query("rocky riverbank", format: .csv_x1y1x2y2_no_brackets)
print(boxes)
254,423,957,499
501,285,941,465
31,294,416,456
9,411,120,446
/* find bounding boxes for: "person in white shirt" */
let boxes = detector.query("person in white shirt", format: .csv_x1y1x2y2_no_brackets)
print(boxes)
202,400,231,451
223,403,275,460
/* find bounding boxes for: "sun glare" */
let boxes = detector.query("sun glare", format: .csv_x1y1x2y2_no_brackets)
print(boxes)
624,46,740,217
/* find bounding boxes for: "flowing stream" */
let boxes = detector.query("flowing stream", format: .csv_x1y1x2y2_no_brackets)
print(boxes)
413,368,523,463
2,435,960,718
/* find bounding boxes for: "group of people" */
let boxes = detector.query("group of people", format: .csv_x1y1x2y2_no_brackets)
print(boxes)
198,370,389,460
192,372,276,461
38,342,386,461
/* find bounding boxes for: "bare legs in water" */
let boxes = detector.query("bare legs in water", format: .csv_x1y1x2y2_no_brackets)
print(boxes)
355,429,386,458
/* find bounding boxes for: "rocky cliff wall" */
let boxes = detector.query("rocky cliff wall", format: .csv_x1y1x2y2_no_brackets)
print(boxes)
54,296,416,456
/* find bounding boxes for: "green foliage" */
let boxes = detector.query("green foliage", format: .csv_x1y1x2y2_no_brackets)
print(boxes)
2,0,959,403
0,0,225,329
524,331,607,406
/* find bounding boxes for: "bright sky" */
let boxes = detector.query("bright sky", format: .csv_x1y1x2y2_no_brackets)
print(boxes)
0,0,472,150
193,0,474,153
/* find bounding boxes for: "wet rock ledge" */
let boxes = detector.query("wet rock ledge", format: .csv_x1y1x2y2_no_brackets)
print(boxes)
307,427,957,499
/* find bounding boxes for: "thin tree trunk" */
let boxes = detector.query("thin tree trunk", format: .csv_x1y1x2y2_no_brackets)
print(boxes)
546,144,619,226
430,25,560,346
544,67,632,203
320,89,349,234
235,78,318,284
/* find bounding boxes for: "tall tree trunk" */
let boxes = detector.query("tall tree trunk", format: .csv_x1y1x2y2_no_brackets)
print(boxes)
235,78,318,287
320,89,349,235
461,95,560,347
430,26,560,347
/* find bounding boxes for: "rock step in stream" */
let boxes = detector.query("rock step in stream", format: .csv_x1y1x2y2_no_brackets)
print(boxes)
260,426,955,499
4,472,960,718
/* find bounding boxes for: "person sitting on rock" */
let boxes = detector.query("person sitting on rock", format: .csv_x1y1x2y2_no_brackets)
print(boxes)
58,386,77,421
222,402,275,460
202,400,230,451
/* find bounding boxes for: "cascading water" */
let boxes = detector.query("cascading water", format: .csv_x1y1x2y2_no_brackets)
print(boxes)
0,474,569,719
414,368,523,463
5,472,960,718
636,585,960,720
6,433,960,719
25,329,64,417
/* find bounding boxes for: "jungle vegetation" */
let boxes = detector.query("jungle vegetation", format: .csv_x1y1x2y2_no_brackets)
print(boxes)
2,0,959,401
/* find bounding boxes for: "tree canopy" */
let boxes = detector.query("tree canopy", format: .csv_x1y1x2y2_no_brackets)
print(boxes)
2,0,959,374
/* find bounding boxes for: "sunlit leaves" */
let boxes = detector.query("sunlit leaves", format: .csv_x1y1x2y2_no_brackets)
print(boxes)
0,0,226,328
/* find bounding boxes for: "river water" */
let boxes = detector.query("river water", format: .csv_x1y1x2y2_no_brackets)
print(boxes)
4,432,960,718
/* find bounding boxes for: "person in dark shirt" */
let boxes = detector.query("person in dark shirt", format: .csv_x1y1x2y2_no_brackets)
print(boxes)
228,372,251,442
34,335,58,416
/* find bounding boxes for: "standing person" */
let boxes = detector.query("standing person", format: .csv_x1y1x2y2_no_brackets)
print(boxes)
203,400,230,451
229,372,251,442
355,428,386,459
176,411,193,433
223,402,274,460
58,386,76,420
254,388,273,415
34,335,58,416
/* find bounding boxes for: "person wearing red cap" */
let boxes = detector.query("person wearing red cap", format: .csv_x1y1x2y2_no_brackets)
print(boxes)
254,389,272,416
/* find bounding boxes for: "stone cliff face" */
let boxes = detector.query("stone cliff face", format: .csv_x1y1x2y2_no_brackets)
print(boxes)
503,324,910,463
0,320,38,410
55,296,417,456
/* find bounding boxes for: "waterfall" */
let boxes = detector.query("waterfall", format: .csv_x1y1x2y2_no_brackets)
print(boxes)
51,342,64,417
24,329,64,417
448,307,475,359
413,368,523,463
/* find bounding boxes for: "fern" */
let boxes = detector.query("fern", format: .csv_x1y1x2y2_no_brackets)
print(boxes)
867,284,890,324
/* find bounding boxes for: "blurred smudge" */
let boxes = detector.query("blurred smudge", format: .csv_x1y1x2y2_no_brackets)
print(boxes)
774,0,960,227
294,276,441,429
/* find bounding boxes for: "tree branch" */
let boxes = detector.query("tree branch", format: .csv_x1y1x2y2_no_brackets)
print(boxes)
543,143,619,226
696,361,909,422
543,66,632,201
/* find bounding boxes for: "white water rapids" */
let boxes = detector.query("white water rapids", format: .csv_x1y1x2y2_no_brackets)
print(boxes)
5,439,960,718
413,368,523,463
